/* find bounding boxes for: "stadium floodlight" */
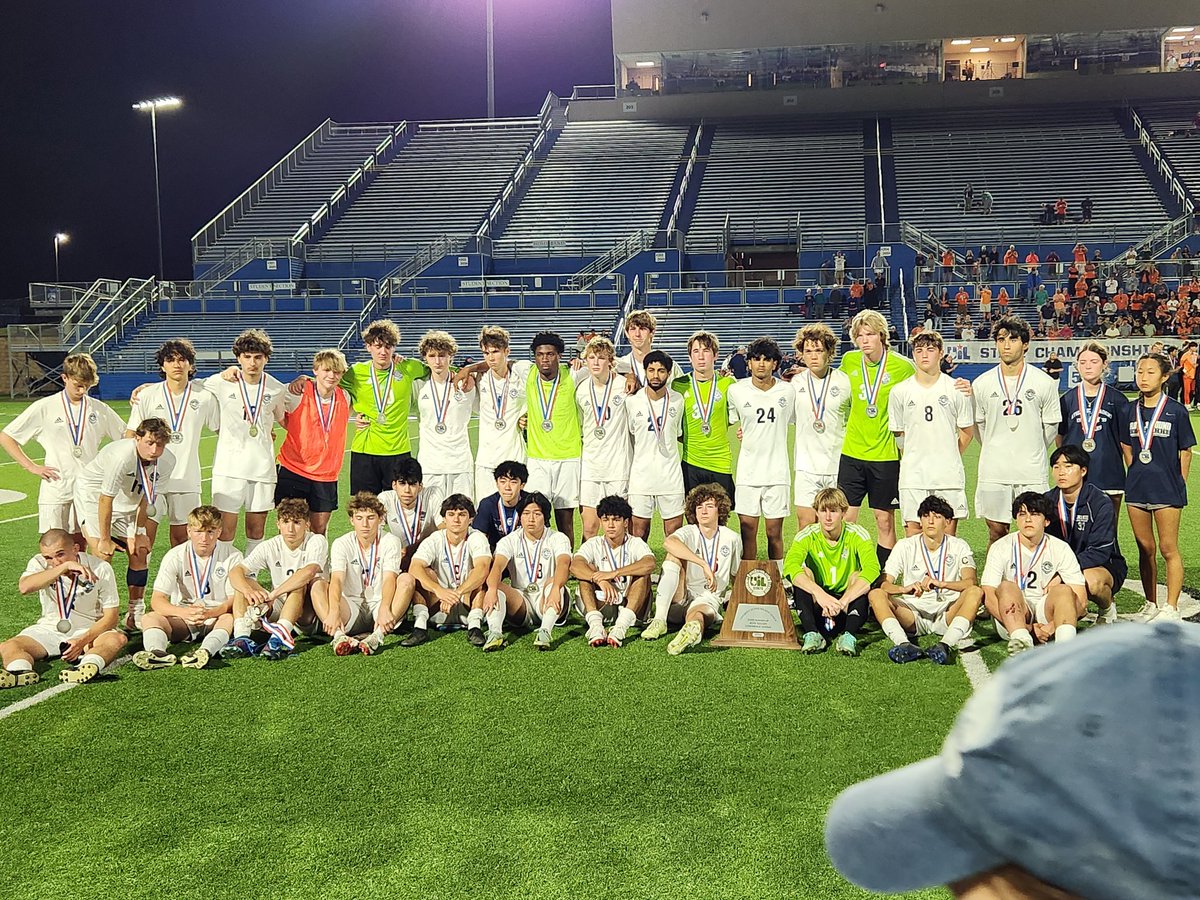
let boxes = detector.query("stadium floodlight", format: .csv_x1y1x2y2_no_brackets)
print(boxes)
1165,35,1189,41
950,39,971,45
1171,26,1195,32
53,232,69,282
132,96,183,279
999,37,1017,43
635,60,657,67
969,47,990,52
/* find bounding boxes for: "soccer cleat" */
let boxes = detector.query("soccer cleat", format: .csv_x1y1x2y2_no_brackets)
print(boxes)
219,636,260,659
180,648,211,669
1007,637,1032,656
606,634,624,649
333,635,359,656
666,620,703,656
400,628,428,648
975,601,991,621
1137,601,1160,622
482,633,506,653
534,628,553,651
59,662,101,684
925,642,953,666
0,669,40,689
586,622,608,647
800,631,827,654
640,619,668,641
887,641,925,664
467,627,486,647
133,649,177,670
1096,604,1118,625
1156,605,1182,622
834,633,859,657
259,636,290,661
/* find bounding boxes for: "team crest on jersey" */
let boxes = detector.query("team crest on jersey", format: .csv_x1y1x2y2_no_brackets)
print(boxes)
720,546,731,557
190,400,201,410
938,395,950,407
454,389,464,400
668,405,680,418
612,395,624,407
509,389,518,398
541,549,551,560
829,386,840,396
777,397,788,408
88,412,98,424
1041,561,1054,574
1024,389,1036,401
263,393,273,403
215,566,227,579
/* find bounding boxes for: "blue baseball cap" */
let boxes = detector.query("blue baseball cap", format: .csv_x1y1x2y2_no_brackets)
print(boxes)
824,621,1200,897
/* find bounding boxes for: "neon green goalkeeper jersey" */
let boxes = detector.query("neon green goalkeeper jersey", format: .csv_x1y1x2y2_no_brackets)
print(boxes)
783,521,880,594
838,348,915,462
341,358,429,455
671,374,735,474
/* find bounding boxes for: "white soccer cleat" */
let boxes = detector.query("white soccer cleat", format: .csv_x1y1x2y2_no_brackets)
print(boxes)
133,649,177,670
1137,601,1161,622
1096,604,1118,625
586,622,608,647
1006,637,1032,656
1155,605,1182,622
180,648,211,669
59,662,101,684
533,628,553,651
667,620,703,656
640,619,668,641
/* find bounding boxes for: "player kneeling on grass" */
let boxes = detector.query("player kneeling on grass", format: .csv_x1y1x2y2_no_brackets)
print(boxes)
223,498,330,660
571,495,655,647
642,484,744,656
408,494,492,647
481,492,572,651
981,492,1087,656
868,495,982,665
2,529,126,687
321,492,406,656
783,487,880,656
135,505,240,671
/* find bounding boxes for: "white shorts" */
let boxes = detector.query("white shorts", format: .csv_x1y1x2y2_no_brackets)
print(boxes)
78,506,139,543
580,479,630,509
212,476,276,514
18,622,94,657
794,470,839,508
342,598,380,635
900,488,969,523
474,465,496,503
423,472,475,519
630,492,685,520
895,597,953,636
735,484,790,519
154,492,201,527
993,591,1050,639
664,593,724,627
527,458,581,510
39,501,78,533
516,585,571,627
975,481,1047,524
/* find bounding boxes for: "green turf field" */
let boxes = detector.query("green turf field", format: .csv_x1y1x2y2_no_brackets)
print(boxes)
0,397,1195,899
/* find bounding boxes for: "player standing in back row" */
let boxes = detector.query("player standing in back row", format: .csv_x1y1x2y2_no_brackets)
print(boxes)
790,324,851,530
673,331,737,509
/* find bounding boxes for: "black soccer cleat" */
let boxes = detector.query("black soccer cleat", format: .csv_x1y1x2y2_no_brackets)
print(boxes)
400,628,429,648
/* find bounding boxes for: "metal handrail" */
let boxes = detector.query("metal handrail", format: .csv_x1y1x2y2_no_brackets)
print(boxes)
477,93,560,240
60,277,122,329
666,121,702,235
1130,106,1196,218
198,238,303,289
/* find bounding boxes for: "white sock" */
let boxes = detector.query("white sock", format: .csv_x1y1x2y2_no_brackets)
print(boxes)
144,628,169,653
1010,627,1034,648
653,561,681,622
467,608,484,630
278,618,294,634
1055,624,1077,642
365,629,383,649
941,616,972,648
539,604,558,635
881,618,909,646
413,604,429,630
201,628,230,656
610,607,637,641
80,652,105,671
585,610,604,631
486,595,506,636
6,659,32,673
233,617,252,639
245,538,263,557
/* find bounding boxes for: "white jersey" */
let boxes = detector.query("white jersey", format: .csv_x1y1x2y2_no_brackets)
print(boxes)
377,490,435,550
152,542,243,609
575,534,654,585
615,352,685,386
475,363,529,468
412,528,491,590
884,533,977,611
204,373,287,483
625,389,685,496
240,532,330,587
727,378,795,486
22,552,119,628
791,369,852,475
973,363,1060,485
127,381,220,494
888,374,973,490
74,439,176,515
415,374,477,475
330,532,404,605
3,392,126,503
673,524,743,600
576,375,633,482
496,529,572,592
981,532,1084,606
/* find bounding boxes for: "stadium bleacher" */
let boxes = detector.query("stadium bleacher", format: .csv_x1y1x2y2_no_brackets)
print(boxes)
1136,100,1200,203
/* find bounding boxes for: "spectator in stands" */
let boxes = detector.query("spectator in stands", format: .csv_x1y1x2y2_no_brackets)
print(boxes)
955,286,970,317
813,287,827,320
1040,202,1056,226
940,247,955,284
1023,251,1040,299
981,190,993,215
828,285,844,320
1055,197,1068,224
848,279,864,314
961,320,976,340
963,58,975,80
924,298,939,331
1040,300,1056,329
1073,242,1088,266
978,245,991,280
1053,289,1067,321
863,279,879,310
1084,297,1100,332
963,183,974,211
1103,272,1117,298
575,331,588,360
1119,317,1133,338
1102,295,1117,318
940,352,957,376
1044,249,1061,278
964,248,977,279
820,259,833,287
996,287,1010,315
1003,245,1018,280
1081,197,1094,223
978,285,991,320
871,250,889,285
1033,282,1049,310
833,251,847,287
727,346,749,380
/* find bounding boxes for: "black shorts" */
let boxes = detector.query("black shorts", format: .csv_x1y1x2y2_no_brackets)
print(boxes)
1103,555,1129,591
837,456,900,511
275,465,339,513
349,451,411,496
682,462,736,509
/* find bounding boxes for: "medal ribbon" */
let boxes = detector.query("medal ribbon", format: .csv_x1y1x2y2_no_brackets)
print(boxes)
521,533,546,587
369,365,394,419
239,376,266,428
1057,493,1078,535
590,376,615,430
807,371,830,425
188,546,214,602
860,348,888,409
649,393,669,443
162,382,191,434
356,536,380,591
536,371,561,427
498,499,518,536
920,537,949,584
1076,383,1105,443
430,376,453,430
54,575,80,621
444,535,469,588
690,375,716,432
631,354,646,387
396,497,424,547
997,363,1027,418
604,536,628,587
699,528,720,572
488,370,510,421
260,619,296,650
61,392,87,450
137,458,159,506
1135,394,1169,454
1013,535,1048,591
314,385,337,435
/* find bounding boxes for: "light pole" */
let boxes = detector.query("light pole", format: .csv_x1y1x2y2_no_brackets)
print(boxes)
132,96,182,279
53,232,69,282
486,0,494,118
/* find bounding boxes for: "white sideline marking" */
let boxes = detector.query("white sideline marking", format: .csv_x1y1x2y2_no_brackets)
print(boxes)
0,513,37,525
960,649,991,690
0,489,26,505
0,655,131,721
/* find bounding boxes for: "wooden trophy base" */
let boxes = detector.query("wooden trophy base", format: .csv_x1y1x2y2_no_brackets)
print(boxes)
710,560,801,650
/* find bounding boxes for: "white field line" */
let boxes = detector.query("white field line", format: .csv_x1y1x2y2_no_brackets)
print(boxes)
960,650,991,689
0,655,132,722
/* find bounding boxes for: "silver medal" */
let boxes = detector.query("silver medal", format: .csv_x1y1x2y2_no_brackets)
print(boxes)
56,618,72,634
1081,438,1096,453
146,503,158,518
248,424,259,437
72,446,83,459
377,413,388,425
594,427,606,440
523,582,540,597
170,431,183,444
813,420,826,434
1139,449,1153,464
541,420,553,433
865,405,878,418
435,423,447,435
494,419,506,431
701,424,711,436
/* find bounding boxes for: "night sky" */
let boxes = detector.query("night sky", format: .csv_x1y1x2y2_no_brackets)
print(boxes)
3,0,613,300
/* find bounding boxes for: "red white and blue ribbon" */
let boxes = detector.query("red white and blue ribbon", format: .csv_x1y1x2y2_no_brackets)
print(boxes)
1076,383,1105,444
1135,393,1169,456
395,497,424,547
1013,535,1048,591
187,546,214,602
356,536,380,591
162,382,191,435
61,391,87,450
239,376,266,428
